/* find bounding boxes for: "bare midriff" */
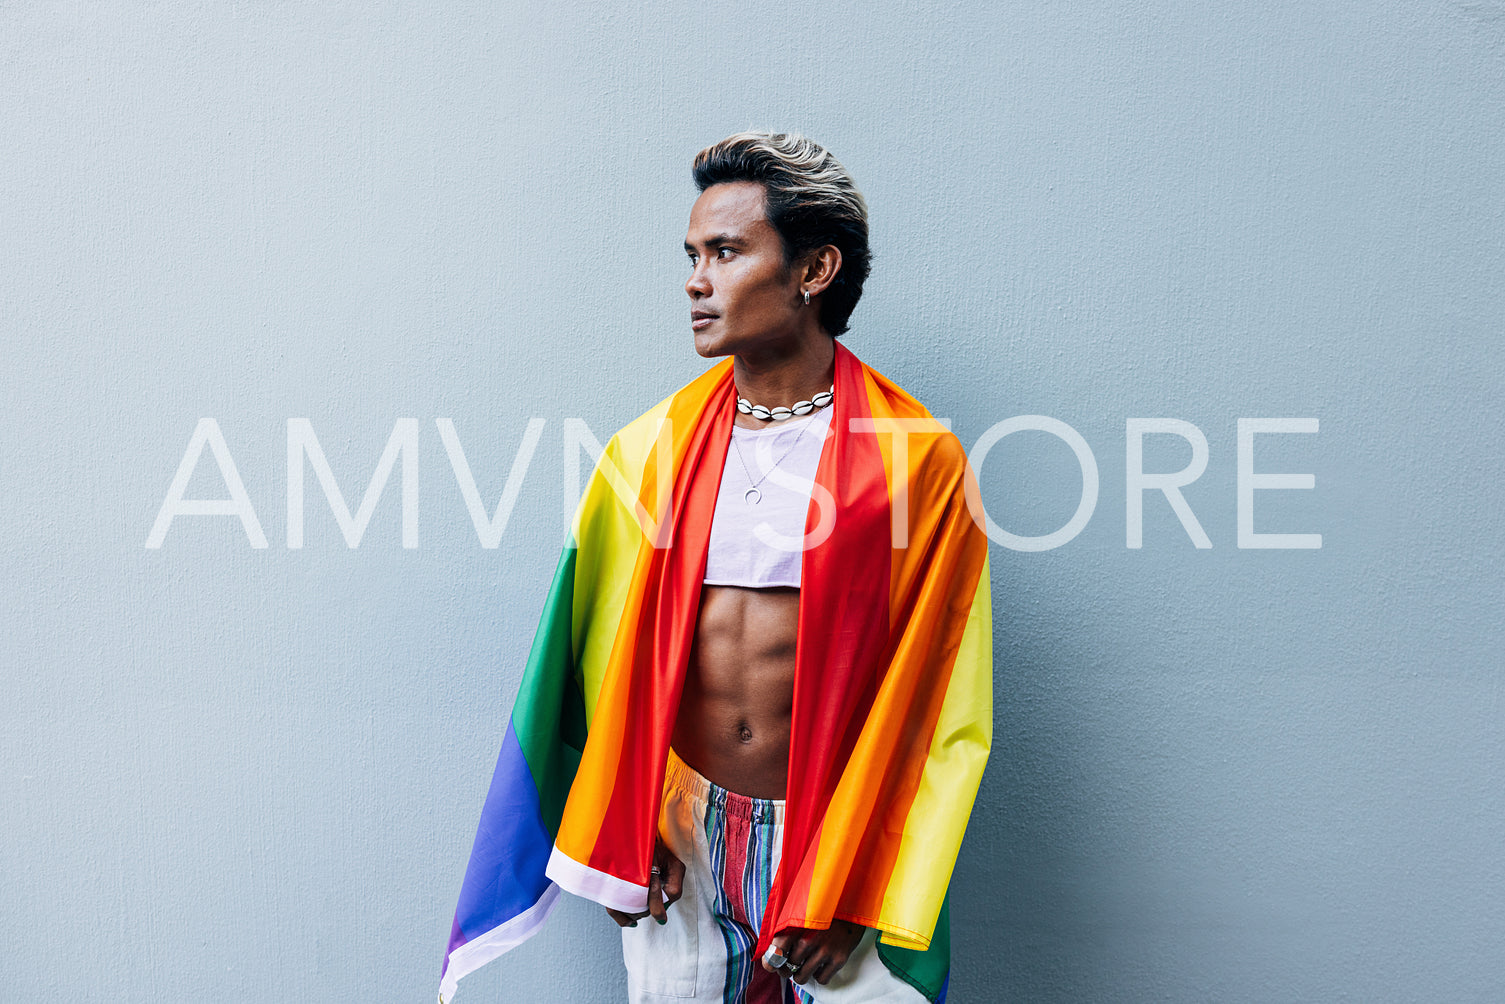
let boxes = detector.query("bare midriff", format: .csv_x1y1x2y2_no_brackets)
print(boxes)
671,584,799,799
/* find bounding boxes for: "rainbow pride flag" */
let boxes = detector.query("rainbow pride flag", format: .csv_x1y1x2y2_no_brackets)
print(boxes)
441,342,992,1003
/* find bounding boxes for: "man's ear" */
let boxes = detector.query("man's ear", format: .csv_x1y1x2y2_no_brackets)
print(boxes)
802,245,843,297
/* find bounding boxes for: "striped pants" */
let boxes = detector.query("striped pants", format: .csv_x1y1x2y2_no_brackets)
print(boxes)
620,749,925,1004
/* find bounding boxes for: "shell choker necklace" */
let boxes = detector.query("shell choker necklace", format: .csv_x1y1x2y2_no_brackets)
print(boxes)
734,385,834,421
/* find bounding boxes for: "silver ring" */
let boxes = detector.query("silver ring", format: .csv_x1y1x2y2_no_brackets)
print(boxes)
650,865,662,878
767,950,788,969
782,960,801,976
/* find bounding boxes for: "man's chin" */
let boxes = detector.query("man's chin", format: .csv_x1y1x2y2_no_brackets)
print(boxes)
692,333,728,358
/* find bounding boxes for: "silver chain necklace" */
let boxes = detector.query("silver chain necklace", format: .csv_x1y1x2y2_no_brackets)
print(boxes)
730,422,809,505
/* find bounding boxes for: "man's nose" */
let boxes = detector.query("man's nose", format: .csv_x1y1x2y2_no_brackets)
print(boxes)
685,263,711,298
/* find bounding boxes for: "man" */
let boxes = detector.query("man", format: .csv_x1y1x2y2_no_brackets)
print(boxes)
442,132,992,1004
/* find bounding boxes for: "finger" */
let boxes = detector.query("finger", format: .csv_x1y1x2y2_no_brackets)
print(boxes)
784,935,816,984
653,841,686,905
646,867,667,924
661,853,686,906
791,940,827,986
605,907,647,928
762,932,796,973
814,950,849,985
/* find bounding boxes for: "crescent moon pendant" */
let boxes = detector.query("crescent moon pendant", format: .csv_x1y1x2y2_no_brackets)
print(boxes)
743,487,762,505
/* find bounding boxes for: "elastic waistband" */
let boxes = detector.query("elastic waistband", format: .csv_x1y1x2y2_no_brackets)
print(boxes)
666,748,784,825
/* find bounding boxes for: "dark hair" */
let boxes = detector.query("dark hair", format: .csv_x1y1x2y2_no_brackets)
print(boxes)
692,131,871,336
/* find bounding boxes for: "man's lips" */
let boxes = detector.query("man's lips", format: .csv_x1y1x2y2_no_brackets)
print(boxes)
691,311,718,331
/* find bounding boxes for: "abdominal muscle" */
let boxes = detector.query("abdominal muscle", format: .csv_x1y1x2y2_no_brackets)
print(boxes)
670,584,800,800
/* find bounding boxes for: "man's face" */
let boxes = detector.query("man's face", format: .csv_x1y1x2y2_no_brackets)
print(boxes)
684,181,804,359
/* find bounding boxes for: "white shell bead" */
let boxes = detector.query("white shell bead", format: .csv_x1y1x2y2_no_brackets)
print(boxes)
735,385,835,420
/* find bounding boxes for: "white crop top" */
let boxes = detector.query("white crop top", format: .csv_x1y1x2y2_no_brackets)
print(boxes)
703,405,833,589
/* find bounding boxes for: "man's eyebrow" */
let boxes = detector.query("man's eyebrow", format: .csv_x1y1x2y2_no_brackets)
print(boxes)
684,232,741,251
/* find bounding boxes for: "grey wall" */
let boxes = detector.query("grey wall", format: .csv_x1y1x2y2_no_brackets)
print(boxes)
3,2,1501,1001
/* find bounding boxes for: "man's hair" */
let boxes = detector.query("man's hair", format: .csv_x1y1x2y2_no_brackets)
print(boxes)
692,131,871,337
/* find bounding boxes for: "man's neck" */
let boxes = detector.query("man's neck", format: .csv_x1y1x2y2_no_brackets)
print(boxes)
730,335,836,426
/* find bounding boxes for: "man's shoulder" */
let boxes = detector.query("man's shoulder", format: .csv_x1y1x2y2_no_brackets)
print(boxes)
598,360,731,464
856,359,970,475
900,418,970,489
607,394,676,455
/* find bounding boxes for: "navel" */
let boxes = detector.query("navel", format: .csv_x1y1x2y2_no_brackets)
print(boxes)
737,722,754,743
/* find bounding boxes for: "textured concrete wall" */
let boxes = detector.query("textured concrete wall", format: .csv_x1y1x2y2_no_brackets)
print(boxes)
3,2,1501,1001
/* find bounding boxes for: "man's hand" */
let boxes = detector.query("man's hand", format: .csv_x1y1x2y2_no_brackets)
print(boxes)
604,837,685,928
761,920,866,986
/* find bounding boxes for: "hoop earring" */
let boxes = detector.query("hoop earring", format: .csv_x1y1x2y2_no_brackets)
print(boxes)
803,290,811,305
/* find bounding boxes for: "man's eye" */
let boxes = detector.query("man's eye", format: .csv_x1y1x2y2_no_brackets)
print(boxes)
687,254,698,267
717,247,734,259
